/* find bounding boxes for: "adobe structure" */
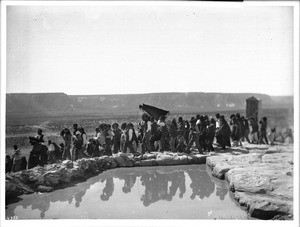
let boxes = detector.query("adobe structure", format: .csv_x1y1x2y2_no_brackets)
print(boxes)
246,96,262,121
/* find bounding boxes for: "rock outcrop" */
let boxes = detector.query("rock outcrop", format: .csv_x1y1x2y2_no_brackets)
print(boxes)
206,144,293,220
6,143,294,220
6,151,208,202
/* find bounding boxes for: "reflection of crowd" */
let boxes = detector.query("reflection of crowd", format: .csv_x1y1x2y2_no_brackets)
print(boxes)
7,167,229,219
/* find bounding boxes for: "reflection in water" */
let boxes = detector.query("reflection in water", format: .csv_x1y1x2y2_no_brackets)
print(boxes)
6,165,236,219
100,177,114,201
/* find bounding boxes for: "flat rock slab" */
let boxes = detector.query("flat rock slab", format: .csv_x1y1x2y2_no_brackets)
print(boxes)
206,143,293,220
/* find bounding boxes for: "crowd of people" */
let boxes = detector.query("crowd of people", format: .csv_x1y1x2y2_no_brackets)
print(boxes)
6,112,294,173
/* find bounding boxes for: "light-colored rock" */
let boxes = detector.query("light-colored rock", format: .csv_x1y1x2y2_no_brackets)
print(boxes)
61,160,73,169
43,171,61,186
207,143,293,219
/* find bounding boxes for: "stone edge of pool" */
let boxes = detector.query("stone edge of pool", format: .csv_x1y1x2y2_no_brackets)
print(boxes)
5,144,294,220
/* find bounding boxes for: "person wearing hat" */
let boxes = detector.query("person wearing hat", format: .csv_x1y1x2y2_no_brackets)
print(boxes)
11,145,22,172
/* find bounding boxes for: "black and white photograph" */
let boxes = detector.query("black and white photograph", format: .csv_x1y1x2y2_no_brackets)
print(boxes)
1,1,299,227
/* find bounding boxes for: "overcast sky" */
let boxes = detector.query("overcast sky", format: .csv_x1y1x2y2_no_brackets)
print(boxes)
6,5,294,96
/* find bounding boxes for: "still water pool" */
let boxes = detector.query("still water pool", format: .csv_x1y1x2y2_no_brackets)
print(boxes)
6,165,249,219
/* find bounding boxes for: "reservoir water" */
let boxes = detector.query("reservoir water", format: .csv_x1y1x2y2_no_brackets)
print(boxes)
6,165,249,219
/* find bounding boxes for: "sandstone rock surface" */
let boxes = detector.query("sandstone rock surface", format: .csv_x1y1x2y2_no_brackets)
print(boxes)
206,143,294,220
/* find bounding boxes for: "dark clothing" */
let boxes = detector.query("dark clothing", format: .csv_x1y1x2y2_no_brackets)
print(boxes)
250,120,259,133
218,121,231,149
160,124,169,151
231,122,240,141
28,144,48,169
259,120,268,144
169,124,178,138
113,128,122,153
198,122,207,151
206,124,215,152
6,156,12,173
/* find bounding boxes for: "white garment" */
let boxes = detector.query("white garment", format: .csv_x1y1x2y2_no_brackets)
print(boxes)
216,120,220,129
82,133,87,145
128,129,133,141
146,121,152,132
48,143,55,152
157,120,165,127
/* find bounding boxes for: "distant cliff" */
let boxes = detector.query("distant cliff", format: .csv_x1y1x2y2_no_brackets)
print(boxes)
6,92,293,120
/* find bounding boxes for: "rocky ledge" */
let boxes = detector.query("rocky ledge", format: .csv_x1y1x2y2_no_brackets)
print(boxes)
206,143,294,220
6,152,207,201
6,143,294,220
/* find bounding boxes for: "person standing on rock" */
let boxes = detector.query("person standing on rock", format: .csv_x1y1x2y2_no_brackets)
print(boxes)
157,115,169,152
35,128,48,166
186,117,202,154
242,116,251,143
60,128,72,160
235,113,244,146
73,131,84,160
169,119,178,153
104,124,114,156
249,117,259,144
149,117,160,151
230,115,240,147
206,118,216,152
71,124,80,160
47,140,57,164
175,117,186,153
79,127,88,155
259,117,269,145
119,123,126,152
11,145,22,172
35,128,48,145
215,113,221,146
142,114,152,153
218,116,231,151
123,123,136,154
197,115,207,151
112,123,122,153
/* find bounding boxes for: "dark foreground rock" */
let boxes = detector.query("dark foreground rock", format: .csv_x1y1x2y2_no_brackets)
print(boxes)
206,143,294,220
6,151,207,202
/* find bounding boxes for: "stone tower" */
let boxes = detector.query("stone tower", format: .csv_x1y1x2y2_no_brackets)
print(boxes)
246,96,261,121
